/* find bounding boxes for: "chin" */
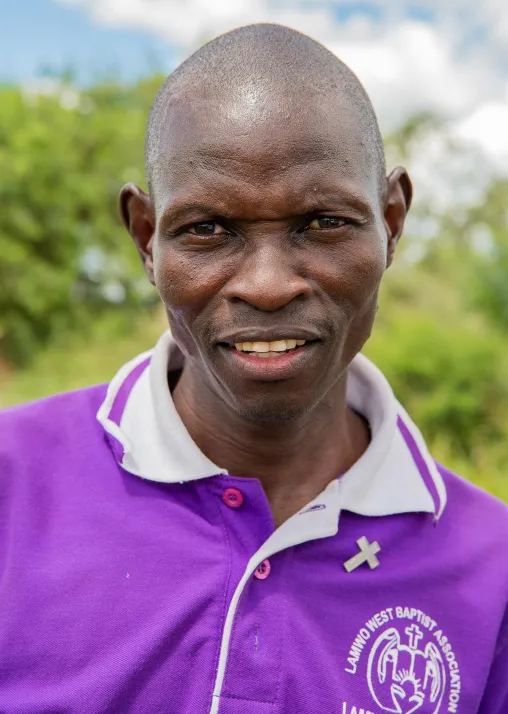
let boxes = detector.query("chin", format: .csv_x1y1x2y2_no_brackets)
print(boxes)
228,391,317,424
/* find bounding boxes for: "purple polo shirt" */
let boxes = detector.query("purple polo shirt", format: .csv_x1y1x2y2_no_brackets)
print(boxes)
1,330,507,714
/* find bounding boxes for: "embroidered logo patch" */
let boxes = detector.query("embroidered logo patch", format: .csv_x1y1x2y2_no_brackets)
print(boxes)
343,606,461,714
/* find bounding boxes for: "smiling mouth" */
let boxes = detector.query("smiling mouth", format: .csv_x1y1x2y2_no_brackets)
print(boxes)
231,338,308,358
217,336,320,381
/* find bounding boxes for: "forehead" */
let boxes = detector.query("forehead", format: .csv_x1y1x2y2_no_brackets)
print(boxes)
151,94,379,212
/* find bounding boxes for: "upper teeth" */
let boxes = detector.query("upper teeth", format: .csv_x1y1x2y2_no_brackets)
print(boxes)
234,339,306,352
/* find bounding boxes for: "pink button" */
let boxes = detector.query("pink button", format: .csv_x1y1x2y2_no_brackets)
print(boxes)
254,559,271,580
222,487,244,509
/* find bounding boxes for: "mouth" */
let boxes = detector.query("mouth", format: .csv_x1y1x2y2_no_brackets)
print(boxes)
216,335,321,382
231,338,307,357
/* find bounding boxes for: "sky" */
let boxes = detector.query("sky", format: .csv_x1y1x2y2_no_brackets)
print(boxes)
1,0,508,170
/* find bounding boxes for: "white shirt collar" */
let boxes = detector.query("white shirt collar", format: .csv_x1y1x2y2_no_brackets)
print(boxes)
97,330,446,519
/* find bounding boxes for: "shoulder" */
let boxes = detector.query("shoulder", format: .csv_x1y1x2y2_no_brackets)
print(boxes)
0,384,108,458
437,461,508,537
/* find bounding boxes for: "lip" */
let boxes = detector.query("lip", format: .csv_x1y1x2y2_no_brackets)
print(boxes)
218,342,320,382
216,327,322,346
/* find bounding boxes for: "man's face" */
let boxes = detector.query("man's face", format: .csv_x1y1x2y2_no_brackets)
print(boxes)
123,91,410,421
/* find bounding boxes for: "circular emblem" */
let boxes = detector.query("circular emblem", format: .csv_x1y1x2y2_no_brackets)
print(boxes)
344,606,461,714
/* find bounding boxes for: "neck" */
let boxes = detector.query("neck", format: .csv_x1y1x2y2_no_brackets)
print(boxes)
172,365,370,527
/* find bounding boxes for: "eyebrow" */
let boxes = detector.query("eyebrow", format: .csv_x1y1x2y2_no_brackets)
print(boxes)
159,201,224,227
170,190,374,218
158,179,376,227
159,197,375,230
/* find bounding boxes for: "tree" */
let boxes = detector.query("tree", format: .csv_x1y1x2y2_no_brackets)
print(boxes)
0,77,162,364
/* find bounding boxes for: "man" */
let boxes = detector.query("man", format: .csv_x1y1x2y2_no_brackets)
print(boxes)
1,23,507,714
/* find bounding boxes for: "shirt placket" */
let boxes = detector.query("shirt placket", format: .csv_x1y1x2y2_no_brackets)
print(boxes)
210,479,341,714
218,548,292,714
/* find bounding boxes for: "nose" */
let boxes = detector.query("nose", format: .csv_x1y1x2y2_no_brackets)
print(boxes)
224,241,311,311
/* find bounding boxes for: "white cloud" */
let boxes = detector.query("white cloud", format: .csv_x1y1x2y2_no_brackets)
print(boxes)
57,0,508,171
328,21,497,125
59,0,336,49
455,94,508,169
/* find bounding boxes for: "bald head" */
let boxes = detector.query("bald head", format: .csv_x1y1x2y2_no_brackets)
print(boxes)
145,23,386,197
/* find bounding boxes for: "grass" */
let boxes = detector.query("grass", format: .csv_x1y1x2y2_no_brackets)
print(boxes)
0,309,166,408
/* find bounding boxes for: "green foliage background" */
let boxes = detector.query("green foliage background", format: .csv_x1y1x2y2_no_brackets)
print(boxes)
1,77,507,500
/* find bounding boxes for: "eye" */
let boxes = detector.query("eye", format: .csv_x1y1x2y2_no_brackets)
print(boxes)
188,221,226,236
307,216,347,230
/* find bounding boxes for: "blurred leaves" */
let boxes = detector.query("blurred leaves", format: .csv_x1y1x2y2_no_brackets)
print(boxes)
0,77,163,364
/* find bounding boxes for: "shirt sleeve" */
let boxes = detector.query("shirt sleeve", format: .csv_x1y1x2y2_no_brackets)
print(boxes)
478,606,508,713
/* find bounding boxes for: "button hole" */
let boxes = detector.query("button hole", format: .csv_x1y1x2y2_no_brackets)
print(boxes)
301,504,326,514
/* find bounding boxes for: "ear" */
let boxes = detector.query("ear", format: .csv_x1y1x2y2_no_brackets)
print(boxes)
384,167,413,268
119,183,156,284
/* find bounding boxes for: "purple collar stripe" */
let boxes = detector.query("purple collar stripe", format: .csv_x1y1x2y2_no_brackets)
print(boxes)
397,414,443,519
108,356,152,427
106,431,127,465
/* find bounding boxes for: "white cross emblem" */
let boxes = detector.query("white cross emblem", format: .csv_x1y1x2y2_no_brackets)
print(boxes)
405,623,424,650
343,536,381,572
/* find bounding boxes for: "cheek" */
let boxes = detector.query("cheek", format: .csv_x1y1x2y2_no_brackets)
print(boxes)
319,238,386,308
340,240,386,355
353,244,386,302
152,242,232,335
154,252,191,310
154,243,208,307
